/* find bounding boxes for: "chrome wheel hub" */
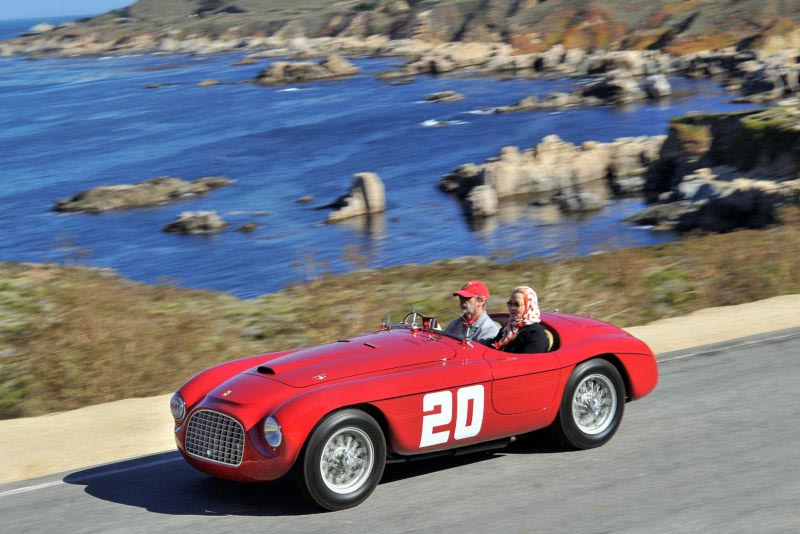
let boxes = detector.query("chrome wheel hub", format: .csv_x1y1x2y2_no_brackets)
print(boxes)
320,427,374,494
572,373,617,435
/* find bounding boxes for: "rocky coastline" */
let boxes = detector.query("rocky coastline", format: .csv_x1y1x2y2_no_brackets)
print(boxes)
14,1,800,233
629,107,800,232
438,103,800,231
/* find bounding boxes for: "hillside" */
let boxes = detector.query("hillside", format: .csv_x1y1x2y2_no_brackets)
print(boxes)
8,0,800,56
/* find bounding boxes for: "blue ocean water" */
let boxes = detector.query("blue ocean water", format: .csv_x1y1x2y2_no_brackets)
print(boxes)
0,18,761,298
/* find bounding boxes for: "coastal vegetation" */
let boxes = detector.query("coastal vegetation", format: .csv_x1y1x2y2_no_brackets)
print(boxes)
1,208,798,419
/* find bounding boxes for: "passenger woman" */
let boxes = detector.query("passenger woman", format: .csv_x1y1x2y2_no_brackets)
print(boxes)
491,286,550,353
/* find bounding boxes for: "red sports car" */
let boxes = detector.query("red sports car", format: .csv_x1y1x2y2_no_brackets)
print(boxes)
170,311,657,510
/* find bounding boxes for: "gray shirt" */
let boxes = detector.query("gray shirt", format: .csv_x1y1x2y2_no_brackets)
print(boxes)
444,311,499,344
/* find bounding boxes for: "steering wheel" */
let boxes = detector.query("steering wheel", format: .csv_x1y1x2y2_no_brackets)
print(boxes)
401,311,440,331
402,311,421,326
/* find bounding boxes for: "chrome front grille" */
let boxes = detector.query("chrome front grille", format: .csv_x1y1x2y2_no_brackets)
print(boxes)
185,410,244,466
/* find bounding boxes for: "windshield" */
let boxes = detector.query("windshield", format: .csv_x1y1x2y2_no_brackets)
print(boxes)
382,310,473,343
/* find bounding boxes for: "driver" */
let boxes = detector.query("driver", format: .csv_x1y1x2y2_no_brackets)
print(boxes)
444,280,499,344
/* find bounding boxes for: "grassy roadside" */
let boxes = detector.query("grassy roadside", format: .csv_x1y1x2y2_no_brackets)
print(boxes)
1,208,798,419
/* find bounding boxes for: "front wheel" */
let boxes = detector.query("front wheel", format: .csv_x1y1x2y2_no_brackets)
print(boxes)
554,359,625,450
298,409,386,511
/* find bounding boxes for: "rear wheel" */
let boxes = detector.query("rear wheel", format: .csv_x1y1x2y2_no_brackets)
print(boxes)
298,409,386,511
554,359,624,449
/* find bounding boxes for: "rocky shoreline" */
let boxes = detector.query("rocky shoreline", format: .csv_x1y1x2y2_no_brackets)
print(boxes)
13,1,800,233
438,104,800,231
5,26,800,106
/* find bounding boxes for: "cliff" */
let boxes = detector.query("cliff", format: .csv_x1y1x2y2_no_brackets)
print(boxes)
628,104,800,232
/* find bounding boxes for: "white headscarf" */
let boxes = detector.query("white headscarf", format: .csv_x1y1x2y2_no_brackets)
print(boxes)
493,286,540,350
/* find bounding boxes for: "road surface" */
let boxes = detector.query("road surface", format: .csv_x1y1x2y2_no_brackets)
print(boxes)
2,328,799,533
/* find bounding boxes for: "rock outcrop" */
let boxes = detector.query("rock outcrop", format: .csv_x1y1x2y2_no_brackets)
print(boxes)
425,90,464,103
495,71,672,113
627,168,800,231
439,135,665,218
54,176,233,213
326,172,386,223
466,185,499,217
558,191,606,213
628,104,800,231
163,211,228,234
253,54,359,85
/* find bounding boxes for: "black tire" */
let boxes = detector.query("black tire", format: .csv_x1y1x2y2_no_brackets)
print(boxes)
298,409,386,511
554,358,625,450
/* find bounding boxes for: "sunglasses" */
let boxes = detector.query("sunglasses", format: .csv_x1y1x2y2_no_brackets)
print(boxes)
506,301,522,308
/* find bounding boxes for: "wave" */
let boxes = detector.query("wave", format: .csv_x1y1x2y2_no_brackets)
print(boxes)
421,119,468,127
463,108,496,115
99,54,143,61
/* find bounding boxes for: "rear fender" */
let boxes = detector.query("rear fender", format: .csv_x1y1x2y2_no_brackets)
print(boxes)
556,332,653,368
556,333,658,401
612,352,659,399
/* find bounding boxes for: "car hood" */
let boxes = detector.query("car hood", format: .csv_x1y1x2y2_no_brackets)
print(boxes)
242,328,456,388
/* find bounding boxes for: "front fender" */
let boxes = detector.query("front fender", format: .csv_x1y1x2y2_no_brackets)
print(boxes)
271,359,494,466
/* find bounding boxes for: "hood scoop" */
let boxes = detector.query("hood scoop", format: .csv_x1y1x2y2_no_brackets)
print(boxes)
255,342,382,378
246,331,453,387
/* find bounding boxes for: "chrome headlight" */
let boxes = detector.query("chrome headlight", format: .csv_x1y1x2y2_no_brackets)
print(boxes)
263,416,282,448
170,393,186,422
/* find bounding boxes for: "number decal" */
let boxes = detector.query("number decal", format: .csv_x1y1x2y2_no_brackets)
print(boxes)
420,391,452,447
419,385,485,447
454,385,484,440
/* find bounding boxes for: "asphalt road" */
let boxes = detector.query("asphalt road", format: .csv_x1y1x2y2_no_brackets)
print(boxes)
3,329,799,533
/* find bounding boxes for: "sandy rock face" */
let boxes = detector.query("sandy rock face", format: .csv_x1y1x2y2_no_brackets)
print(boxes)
327,172,386,223
466,185,499,217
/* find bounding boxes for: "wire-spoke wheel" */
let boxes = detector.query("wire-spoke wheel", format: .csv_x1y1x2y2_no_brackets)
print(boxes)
319,426,375,494
298,409,386,511
555,359,625,449
572,373,617,435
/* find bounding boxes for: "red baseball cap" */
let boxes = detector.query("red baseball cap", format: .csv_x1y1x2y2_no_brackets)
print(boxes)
453,280,489,299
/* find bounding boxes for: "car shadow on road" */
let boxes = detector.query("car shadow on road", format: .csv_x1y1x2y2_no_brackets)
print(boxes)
63,452,319,516
382,429,567,482
63,432,567,517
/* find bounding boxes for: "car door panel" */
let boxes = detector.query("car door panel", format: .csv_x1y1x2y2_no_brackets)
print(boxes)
484,348,562,415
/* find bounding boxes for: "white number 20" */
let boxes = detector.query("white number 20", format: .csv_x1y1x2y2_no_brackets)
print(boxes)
419,385,484,447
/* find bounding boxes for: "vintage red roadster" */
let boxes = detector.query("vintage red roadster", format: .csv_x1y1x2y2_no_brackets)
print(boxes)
171,311,657,510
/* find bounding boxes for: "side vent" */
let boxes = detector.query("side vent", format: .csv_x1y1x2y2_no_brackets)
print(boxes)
257,366,275,374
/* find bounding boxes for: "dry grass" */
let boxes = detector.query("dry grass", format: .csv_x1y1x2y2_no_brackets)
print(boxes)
1,209,799,419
